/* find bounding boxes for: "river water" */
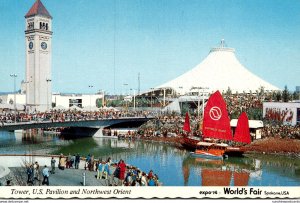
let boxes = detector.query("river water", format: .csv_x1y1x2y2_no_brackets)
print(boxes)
0,130,299,186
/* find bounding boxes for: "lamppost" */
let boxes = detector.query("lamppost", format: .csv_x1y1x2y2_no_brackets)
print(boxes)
46,78,51,111
88,85,94,111
130,88,136,111
10,74,17,122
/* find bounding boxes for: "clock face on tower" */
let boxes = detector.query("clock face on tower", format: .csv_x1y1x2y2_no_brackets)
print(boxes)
41,42,47,50
29,42,33,50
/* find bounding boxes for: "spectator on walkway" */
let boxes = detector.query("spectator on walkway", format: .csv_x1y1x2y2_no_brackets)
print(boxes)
26,164,33,184
42,165,50,186
90,155,95,171
148,176,156,186
117,159,126,186
51,157,56,174
33,161,40,181
141,172,148,186
103,162,110,180
103,157,112,180
66,153,72,168
75,153,80,169
71,154,76,168
97,159,104,179
85,154,91,170
147,170,153,179
6,180,12,186
59,154,65,170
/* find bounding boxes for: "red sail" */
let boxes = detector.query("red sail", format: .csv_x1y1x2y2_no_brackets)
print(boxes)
233,112,251,144
183,112,191,132
202,90,232,141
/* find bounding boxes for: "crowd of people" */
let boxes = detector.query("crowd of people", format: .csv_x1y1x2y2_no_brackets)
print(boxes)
223,93,263,119
26,161,50,186
84,154,160,186
261,123,300,139
137,116,300,141
0,109,155,125
135,114,203,139
23,153,161,186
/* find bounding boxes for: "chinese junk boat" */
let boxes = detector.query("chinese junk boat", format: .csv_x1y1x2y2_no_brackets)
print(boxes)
183,90,251,159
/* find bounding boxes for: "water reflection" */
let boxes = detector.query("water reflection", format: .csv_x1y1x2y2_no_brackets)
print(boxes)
182,156,256,186
182,154,300,186
0,130,299,186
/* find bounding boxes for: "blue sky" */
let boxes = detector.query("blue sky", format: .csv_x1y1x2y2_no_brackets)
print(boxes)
0,0,299,94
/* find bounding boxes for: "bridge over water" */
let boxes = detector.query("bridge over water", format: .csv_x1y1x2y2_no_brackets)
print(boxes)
0,117,153,133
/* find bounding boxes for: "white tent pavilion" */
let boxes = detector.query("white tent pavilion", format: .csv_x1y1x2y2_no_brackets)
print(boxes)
157,40,280,95
162,98,181,113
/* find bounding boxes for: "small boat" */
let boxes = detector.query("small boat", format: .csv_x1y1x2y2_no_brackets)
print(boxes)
190,142,228,160
185,91,251,158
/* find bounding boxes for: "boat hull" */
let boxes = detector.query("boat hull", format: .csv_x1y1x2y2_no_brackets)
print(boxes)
181,137,201,151
190,152,223,160
225,147,245,157
182,137,246,157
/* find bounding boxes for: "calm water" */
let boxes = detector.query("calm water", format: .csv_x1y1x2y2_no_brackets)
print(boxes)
0,130,299,186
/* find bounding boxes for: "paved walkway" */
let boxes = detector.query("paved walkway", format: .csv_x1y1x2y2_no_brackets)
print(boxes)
1,166,120,186
0,155,122,186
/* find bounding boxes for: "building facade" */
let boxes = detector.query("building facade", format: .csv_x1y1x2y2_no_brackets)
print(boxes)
0,93,102,112
25,0,52,112
52,93,102,109
263,102,300,126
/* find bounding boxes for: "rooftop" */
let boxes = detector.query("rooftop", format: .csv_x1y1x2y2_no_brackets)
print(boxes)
25,0,52,19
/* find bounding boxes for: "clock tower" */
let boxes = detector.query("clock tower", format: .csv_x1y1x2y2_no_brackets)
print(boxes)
25,0,52,112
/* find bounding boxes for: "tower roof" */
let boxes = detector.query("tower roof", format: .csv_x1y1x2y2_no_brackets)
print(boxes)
25,0,52,19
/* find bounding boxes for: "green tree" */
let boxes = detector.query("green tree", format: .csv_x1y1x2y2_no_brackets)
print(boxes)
282,85,289,102
96,98,102,108
135,97,149,107
258,86,265,101
247,108,263,120
181,103,191,116
293,91,300,101
275,91,282,102
106,99,123,107
226,87,232,96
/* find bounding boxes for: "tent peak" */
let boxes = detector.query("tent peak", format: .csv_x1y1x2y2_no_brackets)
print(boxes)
210,39,235,53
